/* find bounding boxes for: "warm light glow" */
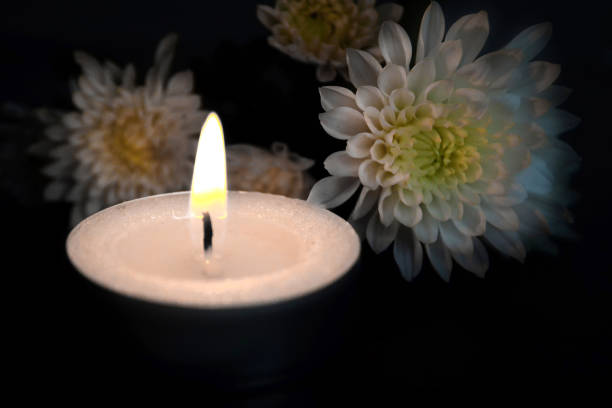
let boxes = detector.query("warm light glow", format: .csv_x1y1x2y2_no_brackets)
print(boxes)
190,112,227,218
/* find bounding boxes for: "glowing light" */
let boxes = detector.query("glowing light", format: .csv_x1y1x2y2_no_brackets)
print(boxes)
189,112,227,218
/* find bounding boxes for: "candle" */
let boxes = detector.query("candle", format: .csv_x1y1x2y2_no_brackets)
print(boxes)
66,112,361,387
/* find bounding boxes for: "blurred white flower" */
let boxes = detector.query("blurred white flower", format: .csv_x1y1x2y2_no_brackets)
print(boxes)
227,142,314,199
257,0,403,81
308,2,580,281
31,34,206,225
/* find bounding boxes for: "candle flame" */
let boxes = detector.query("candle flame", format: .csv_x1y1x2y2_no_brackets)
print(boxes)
190,112,227,218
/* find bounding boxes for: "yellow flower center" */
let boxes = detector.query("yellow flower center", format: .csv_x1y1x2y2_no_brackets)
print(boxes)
282,0,357,48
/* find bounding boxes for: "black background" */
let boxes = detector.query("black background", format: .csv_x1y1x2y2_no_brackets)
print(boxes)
2,0,611,402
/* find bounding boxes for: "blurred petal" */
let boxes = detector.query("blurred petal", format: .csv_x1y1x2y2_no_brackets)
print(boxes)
445,11,489,66
367,214,399,253
425,237,453,281
394,227,423,281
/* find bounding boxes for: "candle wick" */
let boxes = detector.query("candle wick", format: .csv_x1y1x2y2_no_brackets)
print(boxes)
203,212,213,255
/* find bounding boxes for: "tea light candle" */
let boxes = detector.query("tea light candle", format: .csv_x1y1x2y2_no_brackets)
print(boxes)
67,113,360,308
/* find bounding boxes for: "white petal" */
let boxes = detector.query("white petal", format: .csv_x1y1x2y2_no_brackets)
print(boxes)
445,11,489,66
355,86,385,110
456,184,480,205
440,220,473,255
483,225,526,262
351,187,380,220
538,85,572,107
433,40,462,79
347,132,376,158
256,5,279,28
378,188,398,226
347,48,383,88
319,107,369,140
425,237,452,282
389,88,415,111
319,86,359,111
504,22,552,62
324,151,362,177
416,2,445,63
484,183,527,207
307,176,360,209
426,195,452,221
377,64,407,96
366,214,399,254
167,71,194,95
453,204,486,236
536,108,580,136
358,159,380,189
406,59,436,96
512,61,561,95
379,21,412,68
451,237,489,277
394,201,423,227
363,107,385,135
413,207,439,243
376,3,404,22
394,227,423,281
399,188,424,206
450,88,488,118
423,79,453,103
456,49,522,89
481,202,519,231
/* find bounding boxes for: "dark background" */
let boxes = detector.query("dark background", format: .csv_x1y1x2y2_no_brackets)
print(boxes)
2,0,611,402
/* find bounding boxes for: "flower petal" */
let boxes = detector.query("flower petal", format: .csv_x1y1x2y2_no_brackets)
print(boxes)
324,151,362,177
389,88,416,111
376,3,404,22
351,187,380,220
536,108,581,136
425,237,453,282
319,107,369,139
167,71,194,95
445,11,489,66
483,225,526,262
456,49,522,89
356,86,385,110
416,2,445,63
433,40,462,79
319,86,359,111
406,58,436,96
440,220,473,255
426,195,452,221
484,183,527,207
414,207,439,243
307,176,360,209
511,61,561,95
377,64,407,96
358,159,380,189
451,237,489,277
394,227,423,281
423,79,454,103
453,204,486,236
481,201,519,231
378,188,399,226
367,213,399,254
347,48,383,88
256,5,279,29
394,201,423,227
346,132,376,158
379,21,412,69
538,85,572,107
504,22,552,62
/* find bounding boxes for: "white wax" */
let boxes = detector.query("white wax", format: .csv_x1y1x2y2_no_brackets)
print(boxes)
67,191,360,308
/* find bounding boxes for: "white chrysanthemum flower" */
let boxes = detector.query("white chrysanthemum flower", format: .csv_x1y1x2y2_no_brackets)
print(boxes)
308,2,580,281
257,0,403,82
227,142,315,199
32,34,206,225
